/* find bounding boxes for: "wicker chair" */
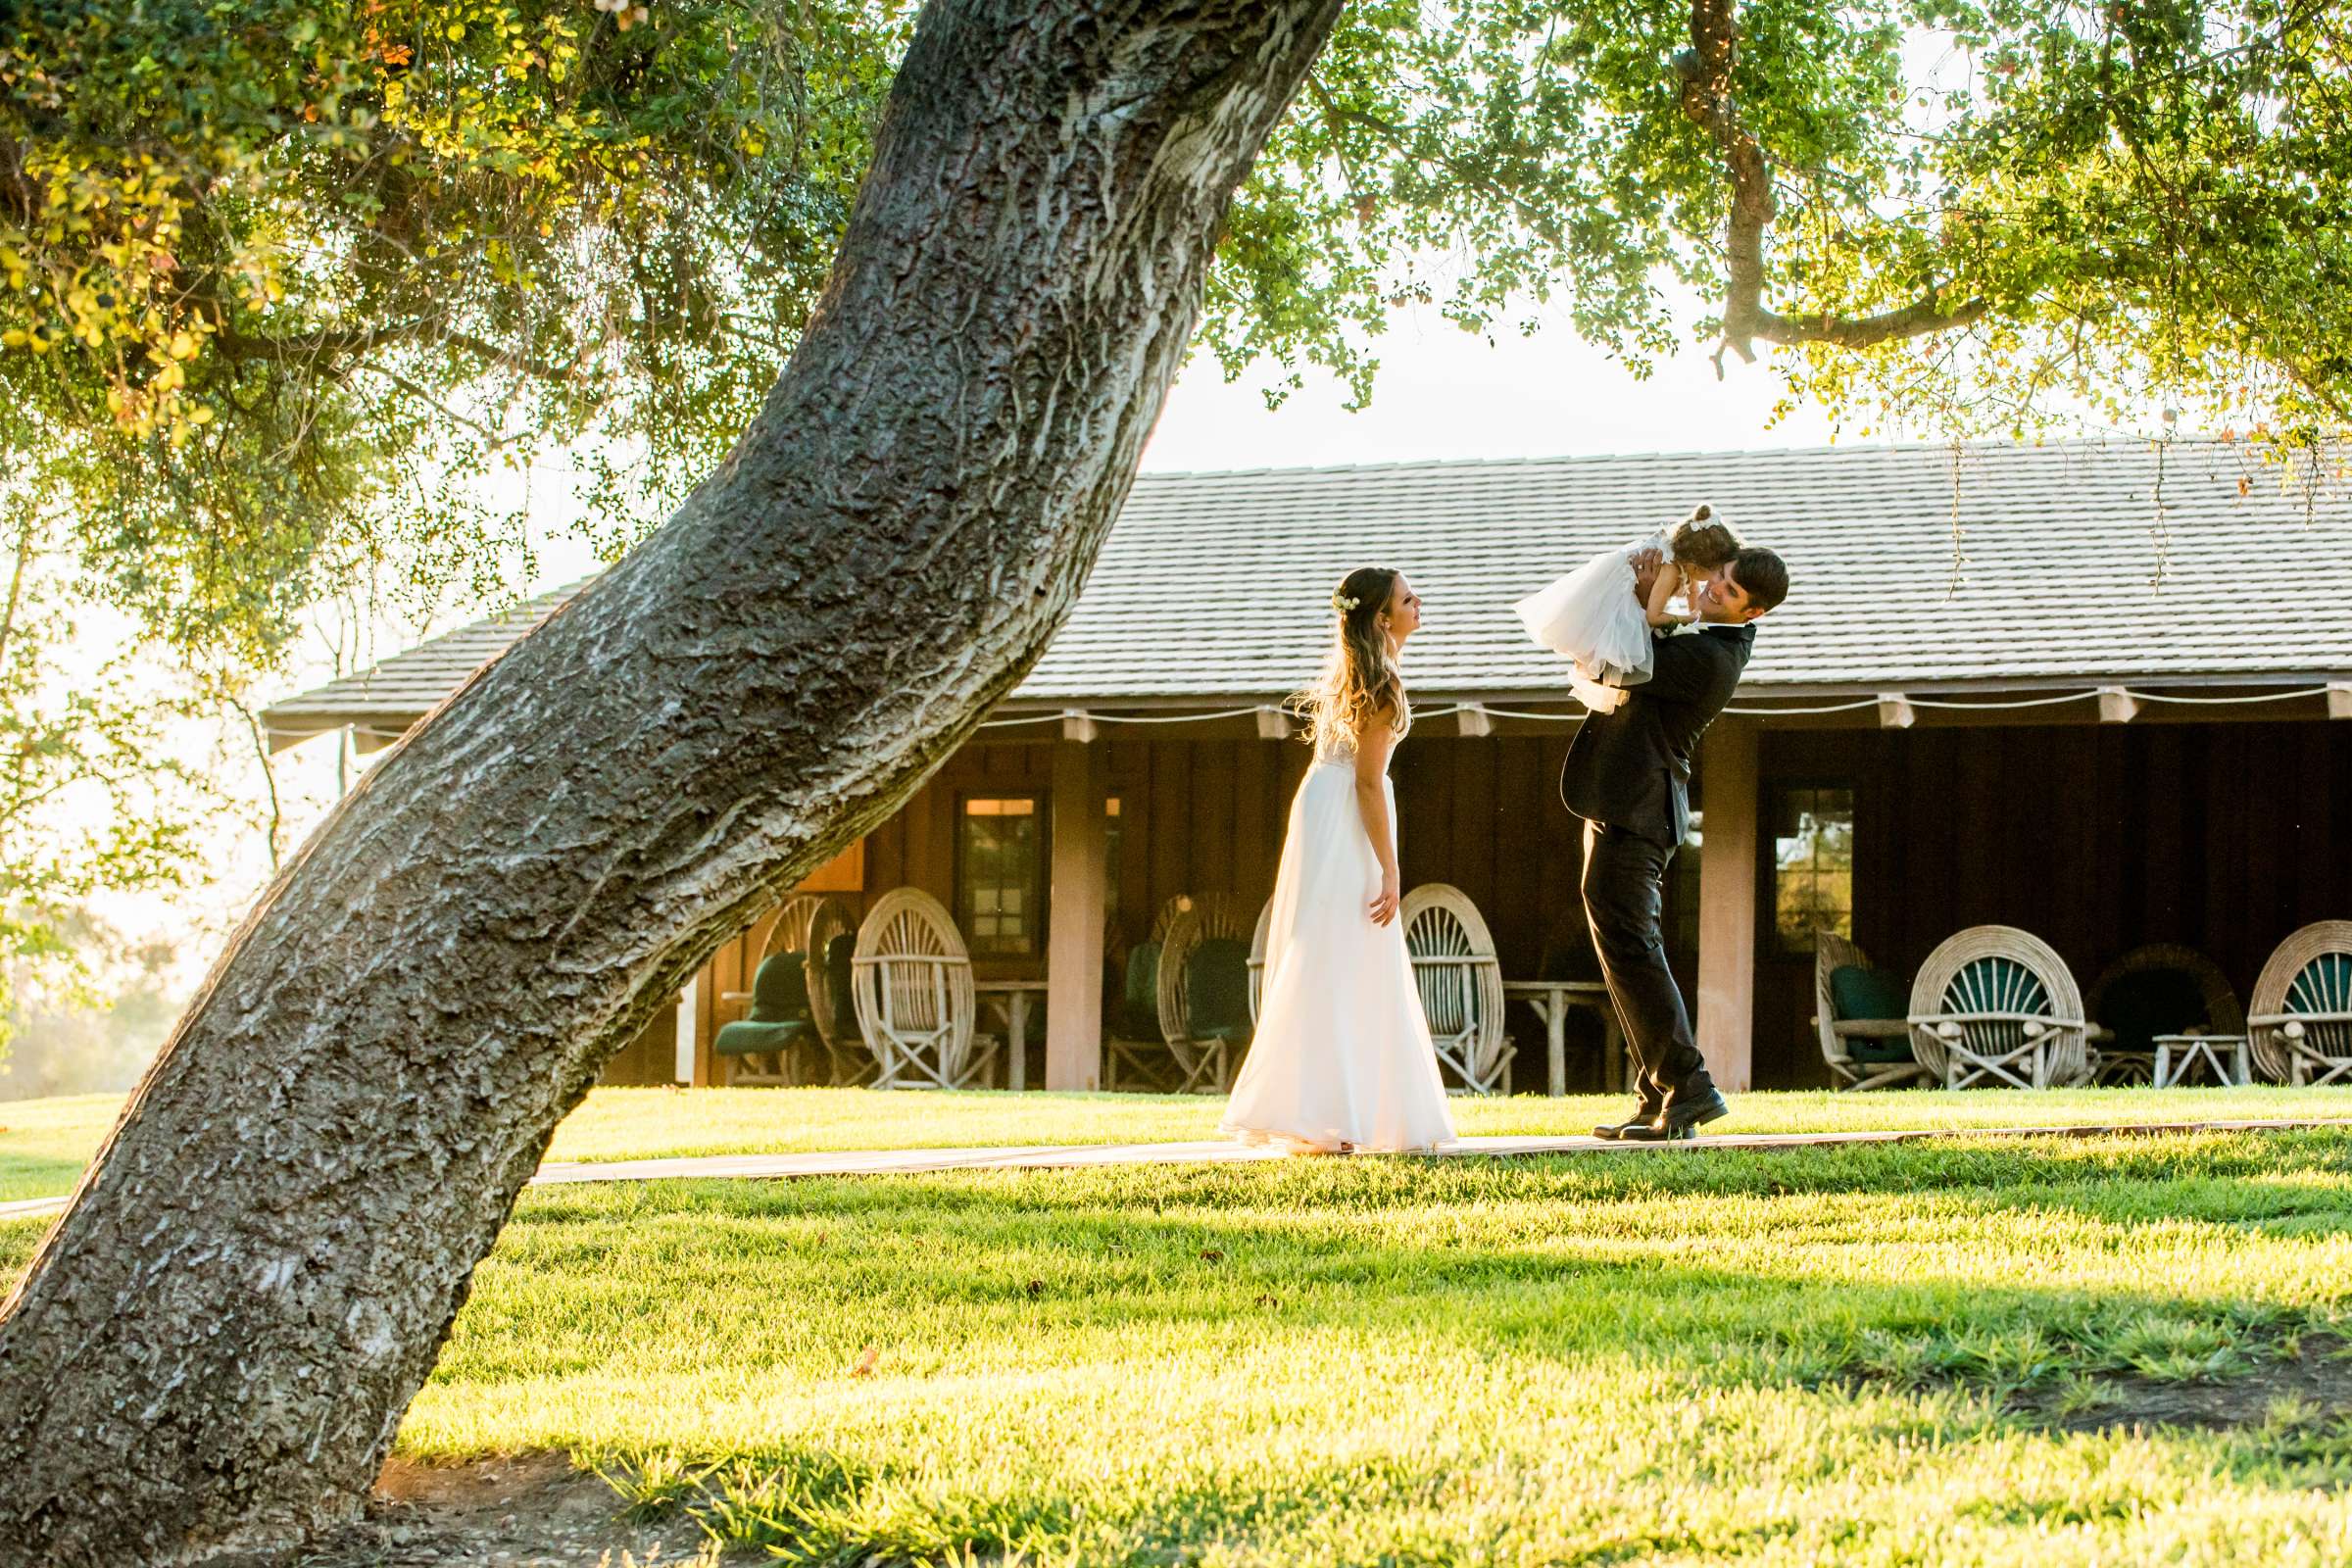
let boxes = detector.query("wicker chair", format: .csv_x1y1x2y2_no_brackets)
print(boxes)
1155,893,1256,1094
1248,895,1274,1023
1812,931,1934,1091
712,951,817,1086
1399,883,1515,1095
2085,943,2244,1086
714,894,854,1086
2248,921,2352,1085
1907,925,2091,1090
1104,896,1188,1092
813,929,871,1085
850,888,997,1090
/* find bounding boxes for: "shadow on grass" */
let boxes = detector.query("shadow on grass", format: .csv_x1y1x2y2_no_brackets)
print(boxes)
473,1129,2352,1561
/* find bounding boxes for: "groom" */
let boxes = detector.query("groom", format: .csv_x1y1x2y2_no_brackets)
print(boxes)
1561,543,1789,1141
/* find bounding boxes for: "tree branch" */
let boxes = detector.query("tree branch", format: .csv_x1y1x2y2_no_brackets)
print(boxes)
208,314,516,373
1302,86,1564,244
1678,0,1984,372
209,319,437,365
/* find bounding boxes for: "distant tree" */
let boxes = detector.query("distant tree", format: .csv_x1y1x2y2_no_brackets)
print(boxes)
0,921,181,1099
0,512,207,1054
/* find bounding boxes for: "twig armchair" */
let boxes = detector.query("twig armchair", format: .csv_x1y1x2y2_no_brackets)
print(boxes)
1156,893,1255,1094
713,894,854,1086
2085,943,2243,1086
1399,883,1514,1095
1812,931,1933,1091
1907,925,2090,1090
1104,896,1188,1092
2249,921,2352,1085
850,888,997,1090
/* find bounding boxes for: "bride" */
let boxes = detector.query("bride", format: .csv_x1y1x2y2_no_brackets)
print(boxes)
1219,566,1458,1155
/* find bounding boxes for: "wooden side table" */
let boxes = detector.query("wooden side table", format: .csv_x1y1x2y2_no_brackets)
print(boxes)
1502,981,1627,1095
2152,1034,2250,1088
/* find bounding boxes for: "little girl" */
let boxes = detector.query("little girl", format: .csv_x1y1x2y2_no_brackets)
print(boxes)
1512,505,1742,713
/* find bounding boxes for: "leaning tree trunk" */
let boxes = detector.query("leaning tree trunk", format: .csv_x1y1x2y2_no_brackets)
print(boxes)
0,2,1343,1560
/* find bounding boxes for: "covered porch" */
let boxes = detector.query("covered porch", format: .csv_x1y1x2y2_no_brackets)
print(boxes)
647,673,2351,1097
258,440,2352,1095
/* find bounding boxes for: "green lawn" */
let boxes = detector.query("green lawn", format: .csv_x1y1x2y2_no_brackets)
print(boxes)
0,1093,122,1203
359,1136,2352,1562
7,1096,2352,1562
8,1083,2351,1201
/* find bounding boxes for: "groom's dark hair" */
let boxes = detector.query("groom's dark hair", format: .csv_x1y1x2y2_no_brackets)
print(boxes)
1730,547,1788,613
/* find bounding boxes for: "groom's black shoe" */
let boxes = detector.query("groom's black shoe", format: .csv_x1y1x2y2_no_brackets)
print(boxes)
1592,1094,1664,1141
1620,1084,1730,1142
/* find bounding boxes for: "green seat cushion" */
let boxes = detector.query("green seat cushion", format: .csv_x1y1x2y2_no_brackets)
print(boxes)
713,1018,814,1056
747,950,812,1025
1830,963,1914,1063
1118,940,1162,1038
1187,937,1252,1044
1830,963,1907,1022
1948,956,2045,1016
822,934,857,1030
1845,1031,1916,1065
720,950,815,1056
2291,953,2352,1014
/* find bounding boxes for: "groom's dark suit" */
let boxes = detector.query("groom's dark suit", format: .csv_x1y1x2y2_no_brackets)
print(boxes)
1560,622,1755,1100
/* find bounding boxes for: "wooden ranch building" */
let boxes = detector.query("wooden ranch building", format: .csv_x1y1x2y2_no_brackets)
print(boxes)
264,440,2352,1093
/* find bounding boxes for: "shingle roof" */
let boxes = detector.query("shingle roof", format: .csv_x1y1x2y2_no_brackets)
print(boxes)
262,582,598,742
262,438,2350,742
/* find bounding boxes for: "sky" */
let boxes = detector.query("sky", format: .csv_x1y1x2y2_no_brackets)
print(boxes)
1139,299,1843,475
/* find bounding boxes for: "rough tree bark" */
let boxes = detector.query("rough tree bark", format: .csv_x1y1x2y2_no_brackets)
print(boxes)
0,2,1343,1560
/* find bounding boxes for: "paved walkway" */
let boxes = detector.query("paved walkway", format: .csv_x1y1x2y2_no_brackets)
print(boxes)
6,1116,2345,1223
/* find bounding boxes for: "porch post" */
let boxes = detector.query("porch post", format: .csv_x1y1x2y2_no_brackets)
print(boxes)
674,974,702,1085
1695,718,1758,1091
1047,738,1108,1090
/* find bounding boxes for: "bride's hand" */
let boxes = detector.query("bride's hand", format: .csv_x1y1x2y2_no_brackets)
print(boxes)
1368,867,1400,926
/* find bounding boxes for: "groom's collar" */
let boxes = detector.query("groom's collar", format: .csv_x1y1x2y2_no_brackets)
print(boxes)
1691,620,1757,642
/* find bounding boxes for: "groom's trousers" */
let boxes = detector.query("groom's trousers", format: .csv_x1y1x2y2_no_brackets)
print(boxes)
1579,819,1712,1095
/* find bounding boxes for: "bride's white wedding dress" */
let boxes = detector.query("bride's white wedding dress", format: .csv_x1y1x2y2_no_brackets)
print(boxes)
1219,741,1458,1154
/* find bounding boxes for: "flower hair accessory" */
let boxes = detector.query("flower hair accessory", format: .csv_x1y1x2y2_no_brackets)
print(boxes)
1331,591,1360,613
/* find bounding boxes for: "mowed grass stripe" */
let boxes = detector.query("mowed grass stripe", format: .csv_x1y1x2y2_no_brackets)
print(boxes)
307,1130,2352,1565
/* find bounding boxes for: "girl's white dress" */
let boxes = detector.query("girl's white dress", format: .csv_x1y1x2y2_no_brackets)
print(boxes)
1218,739,1457,1154
1512,528,1671,713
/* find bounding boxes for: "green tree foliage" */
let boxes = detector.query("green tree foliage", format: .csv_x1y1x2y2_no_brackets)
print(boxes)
0,0,2343,990
1213,0,2352,445
5,0,2345,660
1,919,181,1098
0,512,208,1057
1,0,911,665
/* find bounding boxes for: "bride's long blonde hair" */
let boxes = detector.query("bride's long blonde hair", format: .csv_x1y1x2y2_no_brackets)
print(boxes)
1294,565,1411,756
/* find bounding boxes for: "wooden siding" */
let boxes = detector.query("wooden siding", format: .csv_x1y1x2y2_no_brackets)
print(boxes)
613,731,1664,1093
1754,720,2352,1088
606,714,2351,1095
